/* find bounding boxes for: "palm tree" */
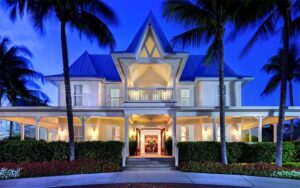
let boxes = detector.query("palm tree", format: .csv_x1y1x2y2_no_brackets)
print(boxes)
163,0,251,165
239,0,300,166
5,0,117,161
261,44,300,140
0,36,49,139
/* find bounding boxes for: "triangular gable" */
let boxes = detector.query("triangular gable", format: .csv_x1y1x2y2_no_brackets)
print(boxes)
139,29,162,58
126,12,173,54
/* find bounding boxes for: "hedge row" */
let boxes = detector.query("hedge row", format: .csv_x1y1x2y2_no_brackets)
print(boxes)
177,141,297,164
0,140,123,164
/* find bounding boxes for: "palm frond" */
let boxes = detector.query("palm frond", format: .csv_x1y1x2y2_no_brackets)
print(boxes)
69,10,115,50
203,37,219,64
171,26,215,49
240,12,277,58
261,74,281,96
290,16,300,37
163,0,214,29
76,0,118,24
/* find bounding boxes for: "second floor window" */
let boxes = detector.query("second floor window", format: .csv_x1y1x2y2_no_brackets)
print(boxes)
111,88,120,106
74,85,83,106
180,89,190,106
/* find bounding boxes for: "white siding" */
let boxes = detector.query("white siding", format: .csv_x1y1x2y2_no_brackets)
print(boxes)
58,81,100,107
197,80,242,107
176,84,194,106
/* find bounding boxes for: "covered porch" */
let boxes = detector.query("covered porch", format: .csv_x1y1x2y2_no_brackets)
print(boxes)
0,106,299,167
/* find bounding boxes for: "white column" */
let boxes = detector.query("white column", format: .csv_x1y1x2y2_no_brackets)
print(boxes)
124,63,128,101
122,115,129,167
172,114,178,166
35,117,40,141
80,116,88,141
212,115,218,141
172,64,177,101
273,124,277,143
20,123,25,141
249,129,252,142
256,116,264,142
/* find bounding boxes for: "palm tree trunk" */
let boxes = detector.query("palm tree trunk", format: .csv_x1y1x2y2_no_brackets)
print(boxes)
275,8,290,167
217,22,227,165
289,80,294,141
60,21,75,161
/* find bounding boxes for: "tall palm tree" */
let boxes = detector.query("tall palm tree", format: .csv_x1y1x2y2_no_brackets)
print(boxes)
0,36,49,139
5,0,117,161
163,0,250,165
239,0,300,166
261,44,300,140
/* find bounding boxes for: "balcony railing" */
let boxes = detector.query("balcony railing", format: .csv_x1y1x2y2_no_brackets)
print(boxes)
127,88,173,102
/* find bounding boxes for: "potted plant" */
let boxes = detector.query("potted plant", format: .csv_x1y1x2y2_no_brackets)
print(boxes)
165,137,172,156
129,136,137,156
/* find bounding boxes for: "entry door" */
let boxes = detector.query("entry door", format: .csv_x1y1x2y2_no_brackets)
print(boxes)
144,135,158,154
140,129,161,155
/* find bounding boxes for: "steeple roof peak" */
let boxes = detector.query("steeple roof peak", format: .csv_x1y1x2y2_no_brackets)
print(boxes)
126,12,173,53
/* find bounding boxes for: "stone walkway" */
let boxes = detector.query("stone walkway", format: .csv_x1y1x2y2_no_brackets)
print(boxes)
1,170,300,188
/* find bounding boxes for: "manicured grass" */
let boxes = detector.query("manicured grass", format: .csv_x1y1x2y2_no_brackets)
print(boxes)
179,162,300,179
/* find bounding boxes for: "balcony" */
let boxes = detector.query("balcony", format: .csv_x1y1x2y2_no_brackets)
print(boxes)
127,88,173,102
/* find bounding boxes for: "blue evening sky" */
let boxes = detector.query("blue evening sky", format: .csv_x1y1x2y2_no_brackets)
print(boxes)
0,0,299,106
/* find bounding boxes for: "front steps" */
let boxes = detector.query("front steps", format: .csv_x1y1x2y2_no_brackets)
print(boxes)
125,157,176,171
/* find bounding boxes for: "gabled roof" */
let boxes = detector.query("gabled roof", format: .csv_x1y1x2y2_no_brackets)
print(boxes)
47,51,121,81
126,12,173,53
180,55,246,81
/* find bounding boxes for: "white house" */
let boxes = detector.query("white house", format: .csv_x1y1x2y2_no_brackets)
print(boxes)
0,13,299,167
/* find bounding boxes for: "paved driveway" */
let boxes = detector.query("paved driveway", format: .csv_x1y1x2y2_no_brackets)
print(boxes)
1,170,300,188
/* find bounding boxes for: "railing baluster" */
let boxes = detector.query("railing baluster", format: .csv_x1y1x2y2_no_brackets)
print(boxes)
127,88,173,102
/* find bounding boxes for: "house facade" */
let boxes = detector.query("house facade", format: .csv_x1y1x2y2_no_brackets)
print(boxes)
0,13,299,167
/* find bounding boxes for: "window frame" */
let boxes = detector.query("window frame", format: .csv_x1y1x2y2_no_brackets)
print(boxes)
179,88,191,106
73,85,83,106
180,126,189,141
110,88,121,106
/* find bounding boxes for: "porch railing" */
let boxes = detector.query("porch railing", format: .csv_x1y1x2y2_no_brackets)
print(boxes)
127,88,173,102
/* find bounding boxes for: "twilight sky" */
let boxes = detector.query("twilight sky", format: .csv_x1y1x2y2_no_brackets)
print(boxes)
0,0,299,106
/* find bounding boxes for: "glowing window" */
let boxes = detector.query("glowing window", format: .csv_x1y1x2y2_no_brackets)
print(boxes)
181,126,189,141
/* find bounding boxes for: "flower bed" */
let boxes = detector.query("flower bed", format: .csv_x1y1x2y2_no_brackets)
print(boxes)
179,162,300,179
0,159,121,179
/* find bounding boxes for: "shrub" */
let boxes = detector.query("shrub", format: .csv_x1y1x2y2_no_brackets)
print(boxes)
271,170,300,179
0,159,120,178
0,140,123,165
129,136,137,156
294,141,300,161
0,168,21,179
165,137,172,156
284,162,300,168
179,162,300,179
227,142,247,163
242,142,276,163
177,141,296,164
178,142,220,163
